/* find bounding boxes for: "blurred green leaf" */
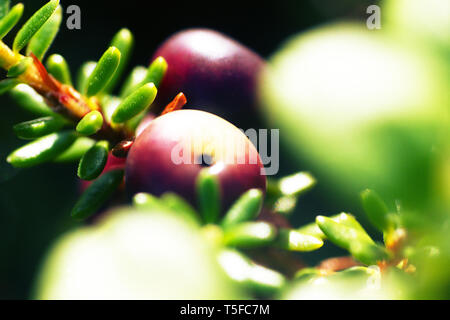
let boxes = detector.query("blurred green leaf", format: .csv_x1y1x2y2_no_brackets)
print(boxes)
275,228,323,252
223,222,276,248
0,0,10,20
119,65,146,98
7,57,32,77
217,249,285,297
0,78,19,94
160,192,201,225
0,3,23,40
361,189,392,232
298,212,365,240
221,189,263,228
76,61,96,93
316,216,391,265
196,169,221,224
46,54,72,85
133,192,165,209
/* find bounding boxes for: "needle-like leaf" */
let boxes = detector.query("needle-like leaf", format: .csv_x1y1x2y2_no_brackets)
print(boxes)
7,130,76,168
0,78,19,94
221,189,263,228
196,168,221,224
0,3,23,40
111,82,156,123
9,84,56,116
76,110,103,136
7,56,32,77
85,46,121,96
142,56,167,88
53,137,95,162
26,5,62,60
217,249,285,297
77,140,109,180
316,216,391,265
160,192,201,225
223,222,276,248
45,54,72,85
71,169,124,220
104,28,133,92
0,0,10,20
13,116,66,139
76,61,96,93
275,228,323,251
119,65,146,98
361,189,392,232
13,0,59,52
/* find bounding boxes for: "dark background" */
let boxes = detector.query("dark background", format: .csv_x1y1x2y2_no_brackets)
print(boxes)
0,0,375,299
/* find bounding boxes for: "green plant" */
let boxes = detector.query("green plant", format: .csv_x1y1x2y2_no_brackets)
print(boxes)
1,0,448,300
0,0,174,216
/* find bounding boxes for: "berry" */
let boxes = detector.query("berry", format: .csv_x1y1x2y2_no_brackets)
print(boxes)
126,110,267,211
153,29,266,128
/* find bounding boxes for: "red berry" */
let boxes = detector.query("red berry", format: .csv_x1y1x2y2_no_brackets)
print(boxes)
153,29,265,128
126,110,266,211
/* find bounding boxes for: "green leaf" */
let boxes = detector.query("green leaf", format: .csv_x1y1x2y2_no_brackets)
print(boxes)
111,82,157,123
76,110,103,135
278,172,316,196
221,189,263,228
0,0,10,20
0,3,23,40
53,137,95,162
316,216,391,265
76,61,96,93
13,116,66,139
133,192,166,210
77,140,109,180
85,46,121,96
196,169,221,224
100,96,121,125
119,65,146,98
142,56,167,88
13,0,59,52
7,57,32,77
217,249,285,297
298,212,366,240
293,267,320,281
9,84,55,116
275,228,323,252
7,130,76,168
361,189,391,232
160,192,201,225
71,169,124,220
45,54,71,85
0,78,19,94
104,28,133,92
223,222,276,248
26,5,62,60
